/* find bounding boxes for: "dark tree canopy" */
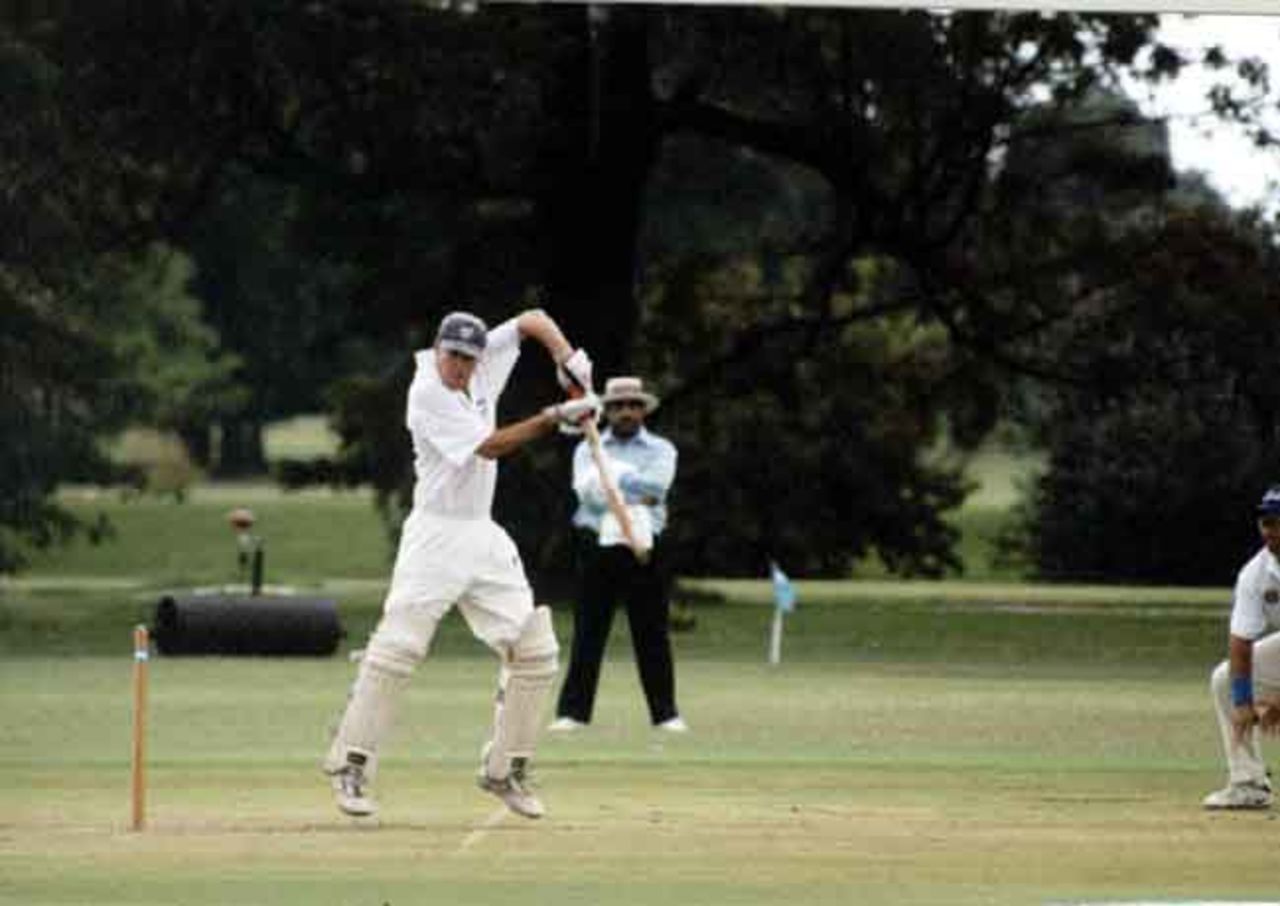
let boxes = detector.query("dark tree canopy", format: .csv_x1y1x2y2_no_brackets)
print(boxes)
4,3,1277,582
1010,211,1280,585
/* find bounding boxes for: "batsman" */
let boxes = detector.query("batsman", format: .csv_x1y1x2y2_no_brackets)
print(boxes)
323,308,599,820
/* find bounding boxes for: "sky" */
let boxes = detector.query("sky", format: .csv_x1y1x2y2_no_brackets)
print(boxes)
1133,12,1280,215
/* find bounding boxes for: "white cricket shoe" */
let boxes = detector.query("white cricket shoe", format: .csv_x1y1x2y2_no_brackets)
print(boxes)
477,757,545,819
547,716,588,732
1202,781,1273,810
655,716,689,733
329,764,377,817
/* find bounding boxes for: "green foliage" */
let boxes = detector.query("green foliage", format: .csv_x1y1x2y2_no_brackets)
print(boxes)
1003,87,1174,217
7,4,1278,585
109,429,202,498
1016,391,1266,584
185,177,363,457
0,24,238,570
0,271,121,572
324,371,414,537
99,244,244,432
0,37,115,570
637,258,972,578
0,242,246,571
1010,211,1280,584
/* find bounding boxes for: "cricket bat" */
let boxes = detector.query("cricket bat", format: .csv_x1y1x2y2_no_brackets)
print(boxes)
582,418,651,563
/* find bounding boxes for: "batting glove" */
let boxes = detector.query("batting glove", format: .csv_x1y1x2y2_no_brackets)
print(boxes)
557,349,594,396
544,392,601,428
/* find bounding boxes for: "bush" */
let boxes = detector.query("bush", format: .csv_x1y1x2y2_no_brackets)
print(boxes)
111,428,202,500
1014,388,1267,585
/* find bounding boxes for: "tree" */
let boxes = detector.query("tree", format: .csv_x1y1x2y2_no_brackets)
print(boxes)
636,253,972,577
1009,210,1280,584
7,4,1277,582
102,244,244,459
1,269,116,571
0,22,236,569
0,244,237,569
579,11,1185,576
966,78,1280,584
183,175,364,474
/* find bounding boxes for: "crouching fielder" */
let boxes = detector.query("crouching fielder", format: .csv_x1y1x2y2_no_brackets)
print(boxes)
324,308,598,820
1203,486,1280,810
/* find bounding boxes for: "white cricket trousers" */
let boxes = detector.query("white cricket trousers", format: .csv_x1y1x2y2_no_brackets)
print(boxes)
1209,631,1280,786
381,507,535,652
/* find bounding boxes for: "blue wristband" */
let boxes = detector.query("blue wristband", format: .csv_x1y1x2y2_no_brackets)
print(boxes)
1231,676,1254,707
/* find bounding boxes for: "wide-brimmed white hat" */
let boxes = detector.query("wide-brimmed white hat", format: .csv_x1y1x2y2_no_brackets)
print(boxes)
602,376,659,413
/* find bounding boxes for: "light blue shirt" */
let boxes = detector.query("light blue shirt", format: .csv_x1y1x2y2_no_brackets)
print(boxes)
571,427,678,537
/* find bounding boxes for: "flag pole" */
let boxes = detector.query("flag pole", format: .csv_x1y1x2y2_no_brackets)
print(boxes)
768,606,784,666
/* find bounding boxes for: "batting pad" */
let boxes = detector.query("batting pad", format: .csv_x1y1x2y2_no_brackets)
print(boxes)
484,606,559,779
324,658,412,780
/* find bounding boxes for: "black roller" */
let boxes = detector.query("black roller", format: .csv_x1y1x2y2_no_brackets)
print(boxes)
153,594,343,656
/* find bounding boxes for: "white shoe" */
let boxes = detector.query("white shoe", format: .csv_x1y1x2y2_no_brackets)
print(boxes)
547,716,588,732
328,763,377,817
1202,781,1273,810
477,758,545,819
655,716,689,733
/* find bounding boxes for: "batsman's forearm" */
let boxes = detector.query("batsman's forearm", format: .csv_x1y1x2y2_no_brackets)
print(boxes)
515,309,574,364
476,411,556,460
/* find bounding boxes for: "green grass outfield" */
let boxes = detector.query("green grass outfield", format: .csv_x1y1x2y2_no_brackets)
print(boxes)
4,482,1273,905
2,654,1274,906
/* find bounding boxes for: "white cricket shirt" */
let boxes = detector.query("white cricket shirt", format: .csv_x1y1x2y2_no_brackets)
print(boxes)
1229,545,1280,640
406,318,522,518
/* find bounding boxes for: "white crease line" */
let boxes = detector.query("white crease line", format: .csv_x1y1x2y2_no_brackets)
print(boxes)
456,806,508,853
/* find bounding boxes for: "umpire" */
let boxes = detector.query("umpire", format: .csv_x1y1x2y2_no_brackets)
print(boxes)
549,376,687,733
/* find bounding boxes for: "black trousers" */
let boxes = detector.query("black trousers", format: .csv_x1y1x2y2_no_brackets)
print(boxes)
555,533,678,725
